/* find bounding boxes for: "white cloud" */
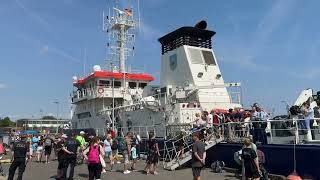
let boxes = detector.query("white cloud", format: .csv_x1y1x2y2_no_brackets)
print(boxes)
0,83,7,89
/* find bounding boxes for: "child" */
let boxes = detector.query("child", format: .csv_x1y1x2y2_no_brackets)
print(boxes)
131,144,137,171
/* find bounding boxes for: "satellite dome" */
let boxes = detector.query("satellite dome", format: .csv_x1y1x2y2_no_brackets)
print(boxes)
93,65,102,72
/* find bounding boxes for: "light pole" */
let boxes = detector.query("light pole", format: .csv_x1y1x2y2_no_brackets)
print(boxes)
53,100,60,133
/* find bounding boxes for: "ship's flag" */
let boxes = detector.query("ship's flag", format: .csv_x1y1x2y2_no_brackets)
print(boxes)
125,8,133,16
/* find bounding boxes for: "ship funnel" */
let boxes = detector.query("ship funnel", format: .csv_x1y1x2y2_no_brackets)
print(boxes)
195,20,207,30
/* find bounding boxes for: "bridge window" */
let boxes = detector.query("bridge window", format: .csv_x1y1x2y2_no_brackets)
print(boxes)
113,81,122,87
99,80,110,86
202,50,216,65
129,82,137,89
139,83,147,88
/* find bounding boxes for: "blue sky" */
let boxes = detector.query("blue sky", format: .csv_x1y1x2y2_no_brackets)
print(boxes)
1,0,320,119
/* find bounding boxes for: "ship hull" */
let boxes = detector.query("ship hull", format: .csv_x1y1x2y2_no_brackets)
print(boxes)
139,140,320,178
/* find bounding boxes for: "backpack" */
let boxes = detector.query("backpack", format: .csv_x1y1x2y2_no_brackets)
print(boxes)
111,139,118,150
87,145,101,164
211,161,225,173
118,139,126,152
45,138,52,146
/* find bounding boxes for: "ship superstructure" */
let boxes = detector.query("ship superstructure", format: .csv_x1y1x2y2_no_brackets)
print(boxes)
98,21,243,137
71,2,242,137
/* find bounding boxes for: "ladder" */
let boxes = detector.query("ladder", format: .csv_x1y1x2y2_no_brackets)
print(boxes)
163,126,224,171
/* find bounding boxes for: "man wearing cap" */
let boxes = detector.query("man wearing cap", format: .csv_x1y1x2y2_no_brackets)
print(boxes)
76,131,86,148
8,135,29,180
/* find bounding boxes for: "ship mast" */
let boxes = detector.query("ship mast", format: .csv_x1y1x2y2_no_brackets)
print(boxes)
103,1,137,73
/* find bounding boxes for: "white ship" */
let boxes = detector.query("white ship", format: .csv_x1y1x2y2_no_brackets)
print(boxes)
71,2,242,137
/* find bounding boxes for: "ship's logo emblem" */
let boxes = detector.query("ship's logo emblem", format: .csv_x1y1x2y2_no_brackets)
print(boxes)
169,54,177,71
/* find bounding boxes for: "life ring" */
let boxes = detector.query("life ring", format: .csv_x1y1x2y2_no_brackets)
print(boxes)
98,88,104,94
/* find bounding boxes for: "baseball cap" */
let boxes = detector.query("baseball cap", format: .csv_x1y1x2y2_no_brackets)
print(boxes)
80,131,85,135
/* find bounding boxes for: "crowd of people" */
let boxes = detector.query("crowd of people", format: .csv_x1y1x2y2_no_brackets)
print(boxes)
7,128,161,180
192,103,269,145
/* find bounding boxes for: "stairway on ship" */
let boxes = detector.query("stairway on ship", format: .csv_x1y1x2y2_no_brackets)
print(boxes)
163,127,223,171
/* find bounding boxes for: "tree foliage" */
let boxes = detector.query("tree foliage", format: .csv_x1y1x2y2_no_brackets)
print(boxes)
0,117,15,127
41,116,57,120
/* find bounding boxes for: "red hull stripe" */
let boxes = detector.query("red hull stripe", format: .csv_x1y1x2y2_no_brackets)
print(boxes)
74,71,155,85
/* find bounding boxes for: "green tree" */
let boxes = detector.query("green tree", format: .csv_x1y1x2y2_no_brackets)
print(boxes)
0,117,15,127
41,116,57,120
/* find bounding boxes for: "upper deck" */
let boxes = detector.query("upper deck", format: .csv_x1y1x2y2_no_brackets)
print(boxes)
71,71,154,103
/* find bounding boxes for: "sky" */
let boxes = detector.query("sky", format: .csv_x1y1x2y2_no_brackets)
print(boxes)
1,0,320,120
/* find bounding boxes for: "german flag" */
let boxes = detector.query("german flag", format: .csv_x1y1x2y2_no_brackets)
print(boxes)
124,8,133,16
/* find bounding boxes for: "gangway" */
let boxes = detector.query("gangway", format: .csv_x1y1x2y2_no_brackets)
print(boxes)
163,126,224,171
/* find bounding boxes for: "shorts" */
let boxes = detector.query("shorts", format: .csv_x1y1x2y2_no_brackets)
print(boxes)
88,163,102,179
147,154,159,164
123,153,129,164
192,167,202,178
36,146,43,153
105,151,112,158
44,146,52,156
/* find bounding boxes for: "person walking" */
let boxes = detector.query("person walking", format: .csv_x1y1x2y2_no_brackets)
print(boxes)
130,143,137,171
83,137,104,180
56,134,67,180
62,133,80,180
241,138,261,180
8,135,29,180
122,133,132,174
44,135,54,164
144,131,160,175
36,136,44,163
191,131,206,180
103,134,113,171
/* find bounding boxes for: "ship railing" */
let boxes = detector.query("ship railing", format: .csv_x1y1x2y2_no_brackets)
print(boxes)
215,118,320,144
116,125,156,139
162,118,320,169
162,124,223,170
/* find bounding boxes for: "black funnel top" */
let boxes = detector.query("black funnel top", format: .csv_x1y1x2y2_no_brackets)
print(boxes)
158,23,216,54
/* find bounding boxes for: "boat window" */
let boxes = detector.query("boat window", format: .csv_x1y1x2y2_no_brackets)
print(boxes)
99,80,110,86
139,83,147,88
129,82,137,89
202,50,216,65
113,81,122,87
77,112,92,119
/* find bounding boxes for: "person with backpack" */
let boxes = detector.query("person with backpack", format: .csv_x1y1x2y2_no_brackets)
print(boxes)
44,135,53,164
111,136,119,165
241,138,261,180
83,137,104,180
